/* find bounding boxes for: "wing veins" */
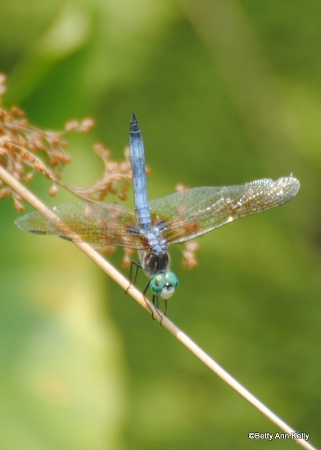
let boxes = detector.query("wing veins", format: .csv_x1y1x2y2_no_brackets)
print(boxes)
15,202,148,250
150,177,300,245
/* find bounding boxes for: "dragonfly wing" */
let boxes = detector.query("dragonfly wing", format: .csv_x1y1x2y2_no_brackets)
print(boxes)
149,176,300,245
15,202,147,249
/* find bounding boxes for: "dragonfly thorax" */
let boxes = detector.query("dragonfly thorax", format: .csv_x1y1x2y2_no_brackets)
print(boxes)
139,228,169,276
139,246,169,277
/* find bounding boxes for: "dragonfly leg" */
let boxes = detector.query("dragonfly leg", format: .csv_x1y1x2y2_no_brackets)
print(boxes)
142,282,157,319
127,261,163,322
151,292,164,323
126,260,141,294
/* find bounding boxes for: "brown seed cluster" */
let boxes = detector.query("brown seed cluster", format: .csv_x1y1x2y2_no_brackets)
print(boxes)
65,144,133,203
0,74,133,210
0,75,71,210
181,241,199,270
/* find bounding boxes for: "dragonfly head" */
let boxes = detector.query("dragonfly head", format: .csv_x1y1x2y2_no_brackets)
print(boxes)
150,272,179,300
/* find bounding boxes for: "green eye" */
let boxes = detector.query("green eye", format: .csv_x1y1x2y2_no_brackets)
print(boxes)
150,272,179,299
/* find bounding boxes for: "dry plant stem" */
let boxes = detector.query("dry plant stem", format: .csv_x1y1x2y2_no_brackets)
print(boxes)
0,166,316,450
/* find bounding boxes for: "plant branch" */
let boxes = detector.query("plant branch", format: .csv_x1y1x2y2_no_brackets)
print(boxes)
0,165,316,450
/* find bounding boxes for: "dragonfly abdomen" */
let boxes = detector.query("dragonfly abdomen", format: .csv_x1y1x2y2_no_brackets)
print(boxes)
130,114,153,231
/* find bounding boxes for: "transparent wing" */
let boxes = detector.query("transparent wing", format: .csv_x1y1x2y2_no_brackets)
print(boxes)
149,176,300,245
15,202,148,250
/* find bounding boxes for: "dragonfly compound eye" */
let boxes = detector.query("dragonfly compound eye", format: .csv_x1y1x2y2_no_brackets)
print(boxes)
150,272,179,299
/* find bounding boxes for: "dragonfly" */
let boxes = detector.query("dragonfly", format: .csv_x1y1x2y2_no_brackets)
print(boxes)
15,114,300,311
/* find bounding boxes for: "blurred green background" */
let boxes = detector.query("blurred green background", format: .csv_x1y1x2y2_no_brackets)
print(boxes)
1,0,320,449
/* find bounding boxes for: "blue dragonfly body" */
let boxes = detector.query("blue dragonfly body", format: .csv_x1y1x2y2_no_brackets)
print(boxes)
129,115,178,301
15,115,300,306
